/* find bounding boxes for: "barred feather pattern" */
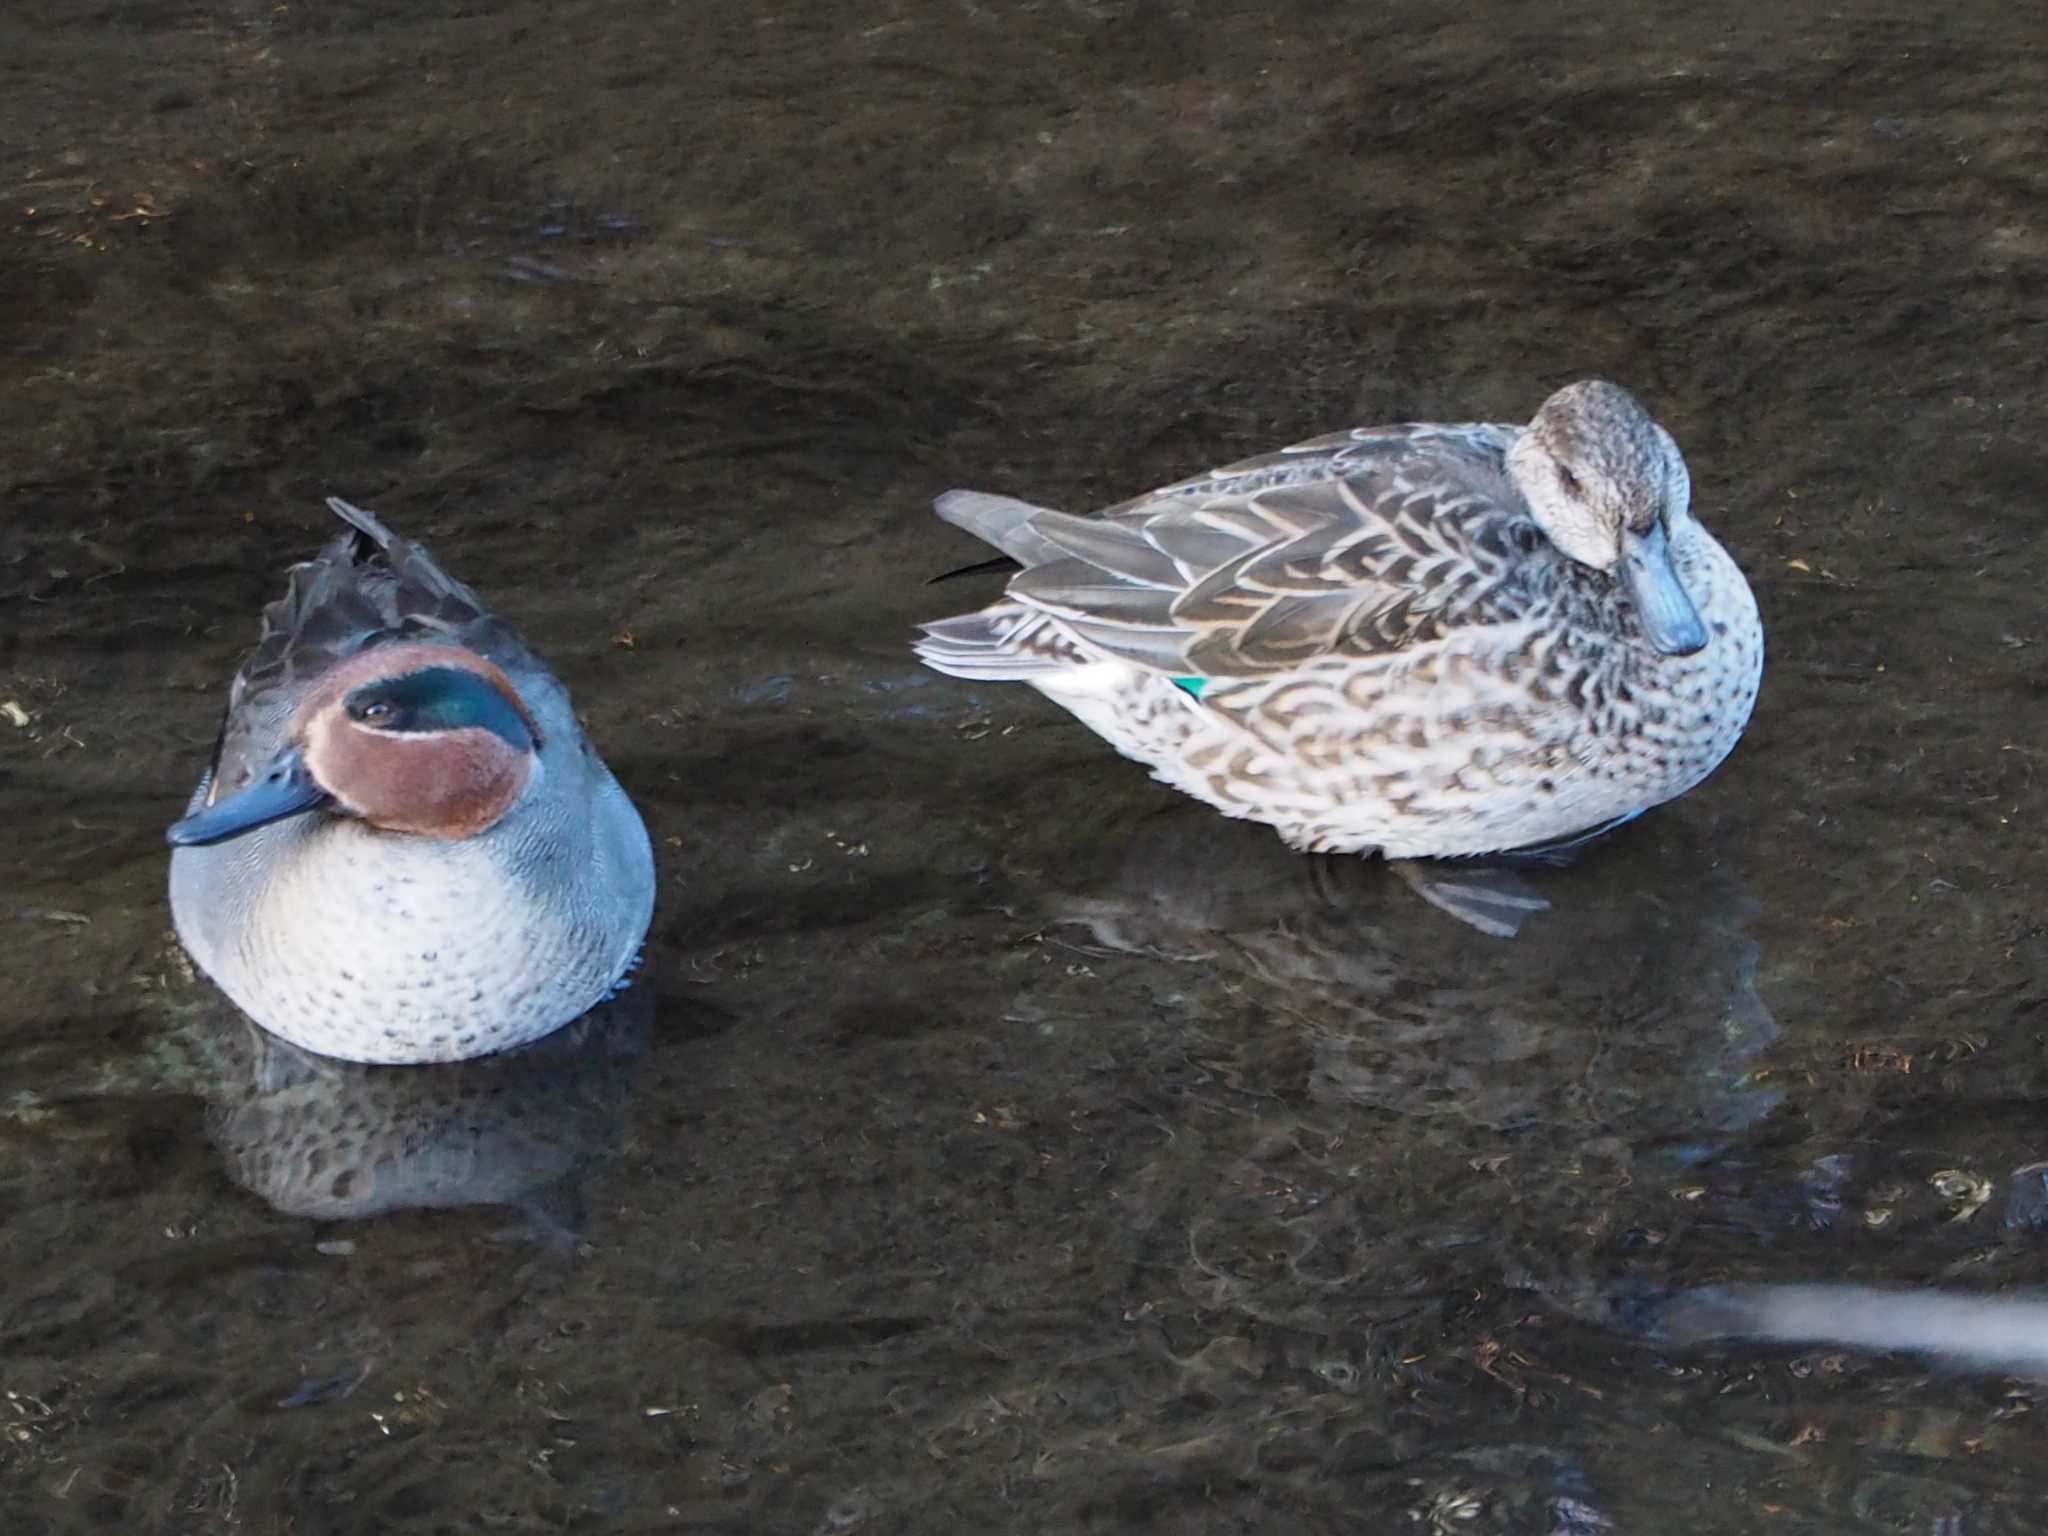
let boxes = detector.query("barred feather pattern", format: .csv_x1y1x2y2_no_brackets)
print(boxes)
916,420,1763,859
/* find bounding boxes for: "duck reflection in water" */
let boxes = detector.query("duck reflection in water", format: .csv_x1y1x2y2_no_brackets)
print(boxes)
203,982,651,1239
1053,805,1778,1141
1008,802,1782,1462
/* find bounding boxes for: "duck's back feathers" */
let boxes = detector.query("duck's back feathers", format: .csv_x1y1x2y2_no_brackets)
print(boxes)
919,423,1578,686
320,496,497,638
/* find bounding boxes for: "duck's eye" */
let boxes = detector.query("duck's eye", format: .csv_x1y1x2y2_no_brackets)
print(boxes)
1556,464,1583,495
352,700,395,724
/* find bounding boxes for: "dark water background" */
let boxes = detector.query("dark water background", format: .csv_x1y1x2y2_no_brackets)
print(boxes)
6,1,2048,1530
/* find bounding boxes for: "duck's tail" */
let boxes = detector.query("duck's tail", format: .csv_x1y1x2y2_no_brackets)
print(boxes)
913,605,1078,681
313,497,496,643
917,490,1085,681
932,489,1070,568
325,495,402,552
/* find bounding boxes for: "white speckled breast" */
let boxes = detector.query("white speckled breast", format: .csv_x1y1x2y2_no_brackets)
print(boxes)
170,761,654,1064
1033,512,1762,860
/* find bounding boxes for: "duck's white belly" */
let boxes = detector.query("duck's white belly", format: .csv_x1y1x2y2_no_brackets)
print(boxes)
171,817,643,1064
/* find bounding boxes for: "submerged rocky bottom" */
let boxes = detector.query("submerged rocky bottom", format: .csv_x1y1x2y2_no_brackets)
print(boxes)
7,0,2048,1529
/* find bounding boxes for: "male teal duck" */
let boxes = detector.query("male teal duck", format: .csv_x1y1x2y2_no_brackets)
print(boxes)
917,380,1762,880
167,498,655,1065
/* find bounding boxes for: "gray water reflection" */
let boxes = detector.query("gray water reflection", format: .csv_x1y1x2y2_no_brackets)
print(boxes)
1038,811,1782,1347
205,986,651,1232
1056,807,1779,1141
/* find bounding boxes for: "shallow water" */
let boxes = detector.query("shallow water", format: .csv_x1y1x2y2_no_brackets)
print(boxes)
6,0,2048,1530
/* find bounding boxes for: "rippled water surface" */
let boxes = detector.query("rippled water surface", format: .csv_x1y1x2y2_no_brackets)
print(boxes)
7,1,2048,1530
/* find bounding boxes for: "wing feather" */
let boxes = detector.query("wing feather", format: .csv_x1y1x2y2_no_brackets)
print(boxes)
924,422,1578,683
1030,512,1187,590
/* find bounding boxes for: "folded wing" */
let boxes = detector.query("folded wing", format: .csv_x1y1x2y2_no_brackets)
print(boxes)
920,424,1557,683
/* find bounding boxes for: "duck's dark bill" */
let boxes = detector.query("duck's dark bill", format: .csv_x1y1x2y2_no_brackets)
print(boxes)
167,747,331,847
1621,523,1709,657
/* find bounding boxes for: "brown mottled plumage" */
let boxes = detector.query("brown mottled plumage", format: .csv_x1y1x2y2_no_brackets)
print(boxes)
916,381,1763,898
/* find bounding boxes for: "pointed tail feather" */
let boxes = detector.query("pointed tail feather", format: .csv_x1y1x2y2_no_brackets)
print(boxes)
322,496,490,631
326,496,402,550
934,489,1070,568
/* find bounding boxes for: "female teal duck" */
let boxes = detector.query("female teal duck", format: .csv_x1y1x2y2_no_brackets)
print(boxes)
917,380,1762,872
167,498,654,1065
